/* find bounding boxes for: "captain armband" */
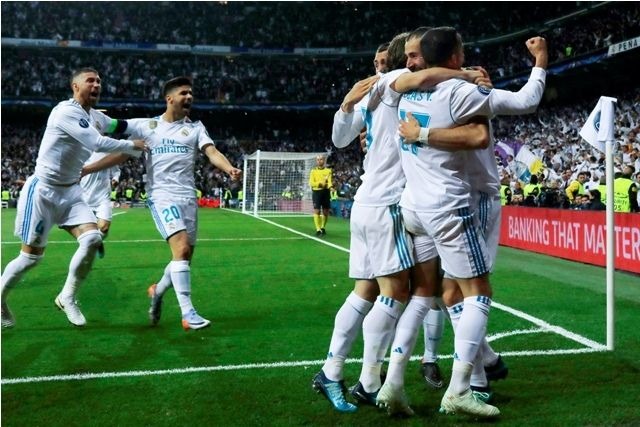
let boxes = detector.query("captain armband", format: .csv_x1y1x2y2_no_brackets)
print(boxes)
105,119,129,134
418,127,430,145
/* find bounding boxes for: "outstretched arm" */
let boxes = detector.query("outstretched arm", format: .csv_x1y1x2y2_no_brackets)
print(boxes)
392,67,484,93
81,153,131,177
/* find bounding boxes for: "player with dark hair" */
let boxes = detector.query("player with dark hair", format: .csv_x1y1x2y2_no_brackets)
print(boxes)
314,30,486,415
1,67,145,328
83,76,242,331
392,26,548,417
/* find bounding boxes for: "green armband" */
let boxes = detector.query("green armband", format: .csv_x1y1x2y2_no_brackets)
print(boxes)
105,119,128,134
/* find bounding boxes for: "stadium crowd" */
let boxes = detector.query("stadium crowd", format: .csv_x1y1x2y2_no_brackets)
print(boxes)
2,3,638,103
2,2,639,213
2,86,639,212
0,2,589,48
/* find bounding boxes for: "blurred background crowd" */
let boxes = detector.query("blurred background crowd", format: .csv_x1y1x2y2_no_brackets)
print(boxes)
2,1,639,212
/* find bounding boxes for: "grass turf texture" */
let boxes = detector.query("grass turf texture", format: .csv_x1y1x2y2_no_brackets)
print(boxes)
2,208,639,426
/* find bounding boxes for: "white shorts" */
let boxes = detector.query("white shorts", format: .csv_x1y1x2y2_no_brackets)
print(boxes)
90,199,114,222
412,233,438,264
15,175,97,247
472,192,501,268
148,195,198,245
402,206,490,279
349,203,414,279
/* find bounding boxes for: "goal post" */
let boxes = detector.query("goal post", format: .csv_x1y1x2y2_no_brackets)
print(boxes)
242,150,328,217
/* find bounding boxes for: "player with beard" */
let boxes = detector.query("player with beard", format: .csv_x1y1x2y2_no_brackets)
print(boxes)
1,67,145,328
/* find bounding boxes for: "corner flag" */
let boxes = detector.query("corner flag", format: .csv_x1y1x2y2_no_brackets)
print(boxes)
579,96,618,152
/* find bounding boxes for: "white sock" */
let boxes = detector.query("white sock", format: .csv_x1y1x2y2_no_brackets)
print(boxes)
454,297,491,363
359,296,404,393
481,338,499,367
470,346,488,388
447,302,464,332
60,230,101,300
1,251,42,301
170,260,193,316
422,307,444,363
386,296,432,387
155,263,173,296
323,292,373,381
448,359,473,395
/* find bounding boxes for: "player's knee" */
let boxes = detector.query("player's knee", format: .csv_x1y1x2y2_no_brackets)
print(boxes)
442,288,462,307
77,229,103,250
18,251,43,271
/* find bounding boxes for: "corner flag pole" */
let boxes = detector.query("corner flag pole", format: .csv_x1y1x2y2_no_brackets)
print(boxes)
579,96,617,351
600,98,616,351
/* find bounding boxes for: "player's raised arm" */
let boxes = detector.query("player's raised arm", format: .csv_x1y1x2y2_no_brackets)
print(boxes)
454,37,548,120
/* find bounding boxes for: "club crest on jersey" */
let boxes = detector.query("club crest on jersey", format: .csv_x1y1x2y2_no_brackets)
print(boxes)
79,118,89,128
477,85,492,96
181,128,190,137
149,120,157,129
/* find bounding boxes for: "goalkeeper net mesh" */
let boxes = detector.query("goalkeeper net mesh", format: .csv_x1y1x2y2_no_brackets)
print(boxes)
242,150,327,217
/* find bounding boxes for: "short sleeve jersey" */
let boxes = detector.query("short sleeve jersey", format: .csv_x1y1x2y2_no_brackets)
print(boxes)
126,116,214,198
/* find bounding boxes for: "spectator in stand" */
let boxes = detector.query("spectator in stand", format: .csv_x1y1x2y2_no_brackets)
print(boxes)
565,171,587,203
586,189,606,211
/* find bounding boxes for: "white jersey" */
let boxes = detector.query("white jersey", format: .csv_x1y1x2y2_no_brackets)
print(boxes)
126,115,214,199
466,67,547,196
80,151,118,207
398,79,471,212
399,67,547,211
332,68,409,206
34,99,137,186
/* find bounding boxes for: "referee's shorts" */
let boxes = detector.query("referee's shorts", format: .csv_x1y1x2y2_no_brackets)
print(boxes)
312,189,331,210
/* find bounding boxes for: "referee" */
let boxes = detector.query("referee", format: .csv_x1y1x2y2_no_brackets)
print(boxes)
309,154,333,236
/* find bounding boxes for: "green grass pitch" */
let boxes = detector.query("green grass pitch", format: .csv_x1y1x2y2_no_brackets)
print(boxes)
2,207,639,426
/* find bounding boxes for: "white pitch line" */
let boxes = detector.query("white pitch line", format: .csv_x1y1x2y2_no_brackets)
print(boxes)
1,344,605,386
0,211,609,386
244,212,350,253
234,210,608,350
1,237,306,245
492,302,608,351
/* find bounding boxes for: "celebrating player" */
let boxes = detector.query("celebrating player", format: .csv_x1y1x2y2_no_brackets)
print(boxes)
1,68,145,328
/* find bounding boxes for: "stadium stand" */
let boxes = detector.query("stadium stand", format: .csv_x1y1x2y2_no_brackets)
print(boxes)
1,2,639,211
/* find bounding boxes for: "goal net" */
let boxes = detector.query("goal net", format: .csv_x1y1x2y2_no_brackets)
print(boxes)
242,150,327,217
